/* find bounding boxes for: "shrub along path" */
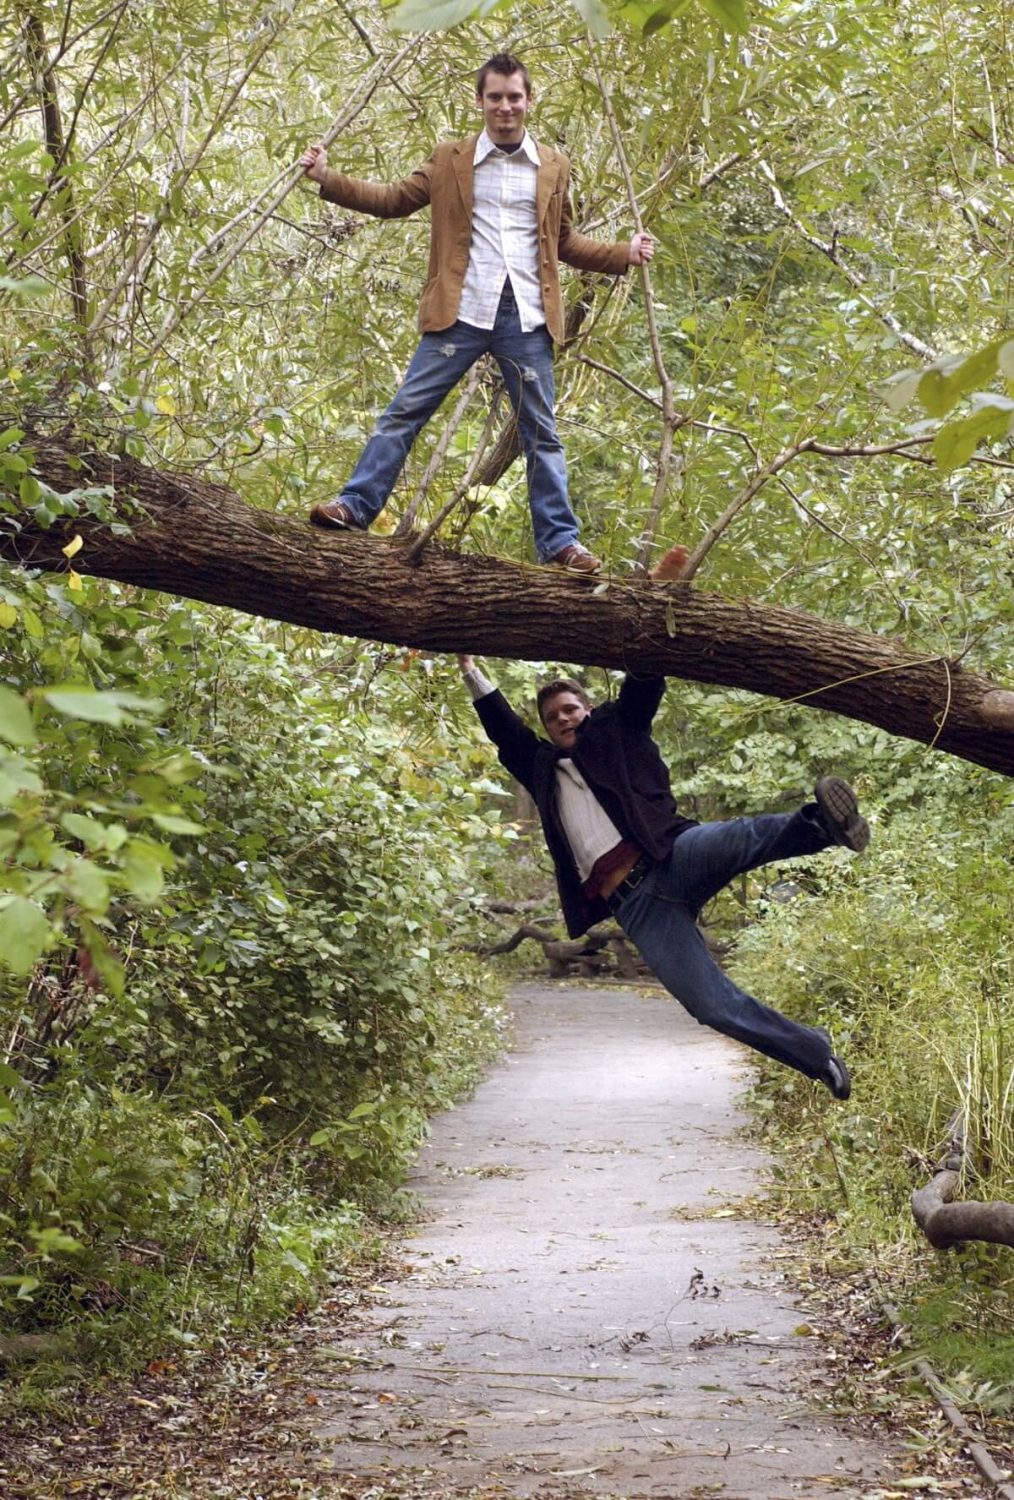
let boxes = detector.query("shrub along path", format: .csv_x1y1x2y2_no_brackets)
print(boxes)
304,983,905,1498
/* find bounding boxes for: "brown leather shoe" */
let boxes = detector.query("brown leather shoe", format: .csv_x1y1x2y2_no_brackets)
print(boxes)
550,543,602,575
310,499,359,530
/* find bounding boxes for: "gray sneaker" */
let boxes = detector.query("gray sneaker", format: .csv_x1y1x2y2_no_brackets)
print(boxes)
814,775,869,853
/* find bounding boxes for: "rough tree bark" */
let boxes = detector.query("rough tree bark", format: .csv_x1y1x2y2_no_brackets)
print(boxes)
6,436,1014,779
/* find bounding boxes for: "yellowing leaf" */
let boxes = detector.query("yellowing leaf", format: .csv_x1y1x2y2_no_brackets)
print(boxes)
0,602,17,628
6,368,22,384
67,570,83,591
156,394,176,415
61,533,83,559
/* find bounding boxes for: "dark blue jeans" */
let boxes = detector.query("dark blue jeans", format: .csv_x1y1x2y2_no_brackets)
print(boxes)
337,283,579,562
613,809,835,1080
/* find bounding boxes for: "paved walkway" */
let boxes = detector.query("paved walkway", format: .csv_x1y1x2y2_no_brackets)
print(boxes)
311,983,901,1498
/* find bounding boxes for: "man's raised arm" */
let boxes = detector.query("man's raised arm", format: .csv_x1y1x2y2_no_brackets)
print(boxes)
457,655,541,794
299,141,433,219
614,543,691,728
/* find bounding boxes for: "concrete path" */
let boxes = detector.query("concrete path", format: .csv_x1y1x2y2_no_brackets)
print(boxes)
311,984,901,1498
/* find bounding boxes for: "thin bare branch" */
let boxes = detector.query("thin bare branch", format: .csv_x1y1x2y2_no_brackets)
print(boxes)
396,363,485,537
21,6,90,369
407,389,506,562
146,39,419,359
576,352,661,410
588,38,683,571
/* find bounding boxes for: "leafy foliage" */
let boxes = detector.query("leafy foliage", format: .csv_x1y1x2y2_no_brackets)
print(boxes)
886,337,1014,472
729,755,1014,1389
0,586,507,1361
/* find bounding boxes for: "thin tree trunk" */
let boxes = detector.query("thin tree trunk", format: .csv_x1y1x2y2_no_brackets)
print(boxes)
6,436,1014,779
22,7,90,368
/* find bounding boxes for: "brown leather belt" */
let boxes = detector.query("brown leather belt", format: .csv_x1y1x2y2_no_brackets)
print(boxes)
604,856,654,913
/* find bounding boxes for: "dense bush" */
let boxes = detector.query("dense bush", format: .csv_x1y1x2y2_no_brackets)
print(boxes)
0,578,508,1367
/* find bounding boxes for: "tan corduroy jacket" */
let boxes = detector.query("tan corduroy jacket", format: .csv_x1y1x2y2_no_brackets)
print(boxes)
318,134,631,344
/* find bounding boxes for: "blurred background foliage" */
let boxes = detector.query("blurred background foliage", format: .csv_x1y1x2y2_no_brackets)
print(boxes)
0,0,1012,1400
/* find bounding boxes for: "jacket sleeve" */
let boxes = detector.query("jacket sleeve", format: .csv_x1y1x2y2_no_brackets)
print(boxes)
615,673,666,733
318,154,434,219
474,690,542,794
556,163,632,276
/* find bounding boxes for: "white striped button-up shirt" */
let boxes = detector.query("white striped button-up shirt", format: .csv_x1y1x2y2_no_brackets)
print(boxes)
458,129,544,333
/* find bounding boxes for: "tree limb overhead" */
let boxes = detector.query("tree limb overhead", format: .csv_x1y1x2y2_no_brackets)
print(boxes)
6,437,1014,779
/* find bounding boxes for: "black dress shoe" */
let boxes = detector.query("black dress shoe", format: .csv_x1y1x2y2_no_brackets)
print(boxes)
824,1054,852,1101
814,775,869,852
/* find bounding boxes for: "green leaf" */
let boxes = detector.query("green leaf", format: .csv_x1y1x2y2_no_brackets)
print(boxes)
916,341,1004,419
881,367,922,413
0,751,43,805
42,688,127,725
570,0,612,36
42,687,162,725
0,275,47,299
28,1225,83,1255
348,1100,378,1119
0,1275,40,1299
0,897,51,974
61,812,118,851
119,842,165,903
389,0,502,31
698,0,750,32
643,2,691,34
931,401,1013,473
150,813,205,835
65,857,110,914
0,685,35,746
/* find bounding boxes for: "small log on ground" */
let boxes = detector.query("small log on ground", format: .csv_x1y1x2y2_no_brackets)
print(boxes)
911,1115,1014,1249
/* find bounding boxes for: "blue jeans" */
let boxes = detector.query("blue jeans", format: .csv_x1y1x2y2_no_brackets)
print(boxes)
337,283,580,562
613,810,835,1080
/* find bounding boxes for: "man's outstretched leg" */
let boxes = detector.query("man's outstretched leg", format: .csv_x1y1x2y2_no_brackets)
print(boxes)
311,324,487,531
609,777,869,1098
615,884,847,1092
664,777,869,915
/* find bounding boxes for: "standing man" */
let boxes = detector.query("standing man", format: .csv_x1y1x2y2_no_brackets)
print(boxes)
456,566,866,1094
299,52,653,574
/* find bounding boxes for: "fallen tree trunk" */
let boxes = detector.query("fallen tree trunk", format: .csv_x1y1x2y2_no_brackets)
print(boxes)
479,922,644,980
5,436,1014,778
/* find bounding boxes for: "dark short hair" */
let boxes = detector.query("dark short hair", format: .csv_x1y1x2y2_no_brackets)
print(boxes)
537,678,591,724
476,52,532,97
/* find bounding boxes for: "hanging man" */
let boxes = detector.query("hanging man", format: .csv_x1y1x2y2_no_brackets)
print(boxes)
299,51,653,574
455,553,867,1095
